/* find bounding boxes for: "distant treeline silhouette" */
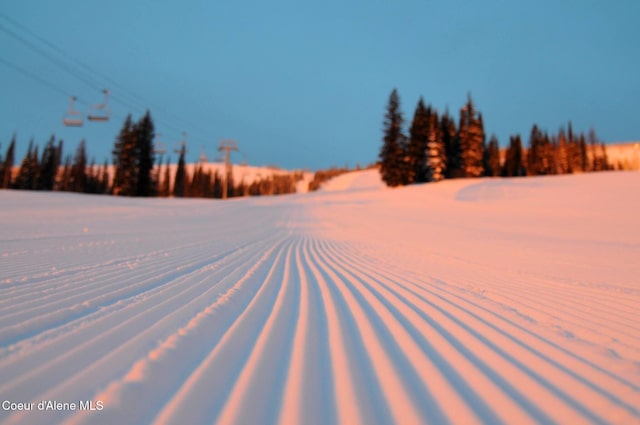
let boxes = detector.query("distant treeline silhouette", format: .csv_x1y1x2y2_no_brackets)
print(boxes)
379,89,611,187
0,111,302,198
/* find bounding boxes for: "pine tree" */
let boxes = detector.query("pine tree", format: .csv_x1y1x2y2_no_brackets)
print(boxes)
86,158,99,193
59,155,72,191
458,95,485,178
442,110,459,178
579,133,588,172
213,170,223,198
502,135,526,177
15,140,39,190
1,135,16,189
555,127,569,174
70,140,88,193
527,124,544,175
426,108,445,182
379,89,407,187
483,135,501,177
588,129,609,172
135,110,155,196
112,115,137,196
407,98,429,183
100,160,110,194
160,159,171,197
38,135,61,190
173,144,187,197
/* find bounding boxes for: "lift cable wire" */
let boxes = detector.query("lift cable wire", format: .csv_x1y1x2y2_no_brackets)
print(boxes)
0,14,218,149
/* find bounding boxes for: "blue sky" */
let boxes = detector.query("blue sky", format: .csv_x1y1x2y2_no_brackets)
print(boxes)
1,0,639,170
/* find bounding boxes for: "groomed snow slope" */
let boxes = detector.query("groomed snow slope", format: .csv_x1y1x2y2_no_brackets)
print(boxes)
1,170,639,425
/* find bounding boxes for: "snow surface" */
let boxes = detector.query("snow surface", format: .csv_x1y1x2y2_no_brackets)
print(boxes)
1,170,639,425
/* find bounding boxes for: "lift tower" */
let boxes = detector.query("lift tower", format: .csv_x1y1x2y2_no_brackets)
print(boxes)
218,140,238,199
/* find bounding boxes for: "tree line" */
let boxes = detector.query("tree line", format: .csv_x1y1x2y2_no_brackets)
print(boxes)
0,111,300,198
379,89,611,187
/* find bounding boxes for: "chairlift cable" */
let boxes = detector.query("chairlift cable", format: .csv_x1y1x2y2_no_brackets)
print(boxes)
0,16,218,149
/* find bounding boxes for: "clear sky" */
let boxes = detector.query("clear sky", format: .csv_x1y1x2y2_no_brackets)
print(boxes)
1,0,639,170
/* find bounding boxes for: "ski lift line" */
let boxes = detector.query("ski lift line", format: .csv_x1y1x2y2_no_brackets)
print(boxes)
0,23,111,98
1,19,223,148
0,23,158,124
1,55,189,137
0,14,146,108
0,56,73,99
0,15,219,144
0,16,150,113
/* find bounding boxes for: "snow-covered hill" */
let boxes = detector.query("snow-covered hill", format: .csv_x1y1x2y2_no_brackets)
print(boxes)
1,170,639,424
606,141,640,170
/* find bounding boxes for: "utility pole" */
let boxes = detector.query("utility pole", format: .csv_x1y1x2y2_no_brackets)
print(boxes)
218,139,238,199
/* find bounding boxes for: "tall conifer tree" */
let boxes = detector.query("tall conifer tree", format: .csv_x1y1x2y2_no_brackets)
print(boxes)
442,110,459,178
458,95,485,178
38,135,61,190
112,115,137,195
70,140,88,193
483,135,501,177
426,108,445,182
135,110,155,196
379,89,407,187
502,135,526,177
1,135,16,189
407,98,429,184
173,145,187,197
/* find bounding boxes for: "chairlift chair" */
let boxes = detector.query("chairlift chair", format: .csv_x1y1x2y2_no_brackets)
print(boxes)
63,96,83,127
87,89,111,122
154,134,167,155
154,141,167,155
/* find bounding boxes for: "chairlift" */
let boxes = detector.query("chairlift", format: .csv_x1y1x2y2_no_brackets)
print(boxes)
87,89,111,122
154,134,167,155
63,96,83,127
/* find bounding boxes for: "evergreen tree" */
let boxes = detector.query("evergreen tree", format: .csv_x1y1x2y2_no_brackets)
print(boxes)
70,140,88,193
579,133,588,172
160,158,171,197
588,129,609,172
100,160,110,194
135,110,155,196
555,127,570,174
15,140,39,190
1,135,16,189
502,135,526,177
407,98,430,183
458,95,485,178
379,89,407,187
442,110,459,178
426,108,445,182
112,115,137,196
59,155,72,191
483,135,501,177
173,144,187,197
38,135,61,190
86,158,99,193
213,170,223,198
226,172,236,198
527,124,544,175
599,142,609,171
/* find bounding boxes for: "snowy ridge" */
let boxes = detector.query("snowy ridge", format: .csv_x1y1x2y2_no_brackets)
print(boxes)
1,170,639,424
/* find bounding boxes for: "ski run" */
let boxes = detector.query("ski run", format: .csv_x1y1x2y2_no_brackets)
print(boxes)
1,169,639,425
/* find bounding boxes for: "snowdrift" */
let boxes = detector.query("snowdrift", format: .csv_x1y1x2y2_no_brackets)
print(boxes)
1,170,639,425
